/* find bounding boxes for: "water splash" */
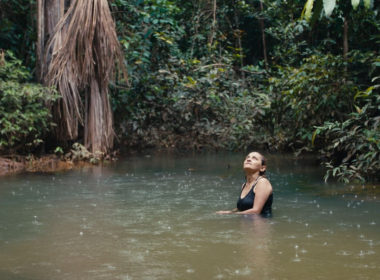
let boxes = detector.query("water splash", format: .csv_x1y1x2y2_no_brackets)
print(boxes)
293,244,301,262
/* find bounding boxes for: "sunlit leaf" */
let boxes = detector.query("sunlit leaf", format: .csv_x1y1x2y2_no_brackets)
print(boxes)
364,0,372,9
311,128,319,146
354,105,362,114
351,0,360,9
301,0,315,21
323,0,336,17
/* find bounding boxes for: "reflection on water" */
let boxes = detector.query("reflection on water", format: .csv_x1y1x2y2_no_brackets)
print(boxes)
0,152,379,280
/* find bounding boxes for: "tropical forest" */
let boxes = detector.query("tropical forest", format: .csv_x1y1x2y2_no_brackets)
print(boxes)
0,0,379,183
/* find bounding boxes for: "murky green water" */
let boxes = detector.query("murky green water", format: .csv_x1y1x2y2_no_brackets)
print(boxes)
0,153,379,280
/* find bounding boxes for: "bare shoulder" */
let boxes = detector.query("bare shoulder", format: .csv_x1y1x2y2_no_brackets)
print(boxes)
256,177,273,192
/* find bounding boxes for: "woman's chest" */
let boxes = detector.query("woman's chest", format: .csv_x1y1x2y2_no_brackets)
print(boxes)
240,185,254,199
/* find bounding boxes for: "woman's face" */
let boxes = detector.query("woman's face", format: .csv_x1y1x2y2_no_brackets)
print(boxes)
243,152,265,173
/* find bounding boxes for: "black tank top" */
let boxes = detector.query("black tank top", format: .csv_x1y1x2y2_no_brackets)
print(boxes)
236,179,273,217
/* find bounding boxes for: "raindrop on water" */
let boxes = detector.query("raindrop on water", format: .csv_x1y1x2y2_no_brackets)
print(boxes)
337,250,351,256
292,244,301,262
32,216,41,225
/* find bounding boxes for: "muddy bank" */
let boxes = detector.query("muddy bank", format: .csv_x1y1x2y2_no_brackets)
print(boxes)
0,155,92,176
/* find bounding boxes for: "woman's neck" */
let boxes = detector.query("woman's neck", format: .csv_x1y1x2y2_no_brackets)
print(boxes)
246,173,261,184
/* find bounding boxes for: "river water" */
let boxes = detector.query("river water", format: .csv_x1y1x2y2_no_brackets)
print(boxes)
0,152,379,280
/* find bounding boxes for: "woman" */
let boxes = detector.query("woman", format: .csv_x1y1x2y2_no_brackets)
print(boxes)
217,151,273,217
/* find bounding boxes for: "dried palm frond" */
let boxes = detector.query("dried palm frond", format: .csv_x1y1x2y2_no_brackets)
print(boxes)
42,0,127,153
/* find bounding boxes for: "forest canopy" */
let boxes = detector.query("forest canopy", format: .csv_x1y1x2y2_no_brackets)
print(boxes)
0,0,379,183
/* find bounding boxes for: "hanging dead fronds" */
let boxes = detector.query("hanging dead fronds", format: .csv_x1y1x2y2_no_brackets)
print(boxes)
41,0,127,153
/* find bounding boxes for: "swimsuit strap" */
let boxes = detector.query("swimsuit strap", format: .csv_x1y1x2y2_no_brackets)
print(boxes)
240,176,263,193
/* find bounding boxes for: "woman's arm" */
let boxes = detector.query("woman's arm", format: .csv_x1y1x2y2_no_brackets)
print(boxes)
216,208,238,214
236,178,272,215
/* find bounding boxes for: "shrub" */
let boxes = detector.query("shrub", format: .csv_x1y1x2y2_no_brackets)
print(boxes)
268,53,362,150
0,50,59,154
313,69,380,183
113,53,271,151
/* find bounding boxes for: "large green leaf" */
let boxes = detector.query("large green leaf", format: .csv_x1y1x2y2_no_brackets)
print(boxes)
351,0,360,10
323,0,336,16
302,0,315,21
363,0,372,9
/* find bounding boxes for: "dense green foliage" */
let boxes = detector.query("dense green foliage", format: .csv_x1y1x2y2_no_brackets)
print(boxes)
0,51,58,154
314,70,380,183
0,0,36,68
0,0,379,182
111,0,271,150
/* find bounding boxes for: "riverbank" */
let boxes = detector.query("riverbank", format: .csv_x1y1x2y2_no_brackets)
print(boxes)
0,155,90,177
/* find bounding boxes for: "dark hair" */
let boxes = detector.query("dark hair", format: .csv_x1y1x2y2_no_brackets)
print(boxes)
258,152,267,176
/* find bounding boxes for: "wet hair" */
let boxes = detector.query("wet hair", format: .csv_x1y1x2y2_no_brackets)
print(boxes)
258,152,267,176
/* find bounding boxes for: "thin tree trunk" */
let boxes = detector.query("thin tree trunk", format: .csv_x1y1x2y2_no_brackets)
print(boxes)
37,0,65,80
343,16,349,60
234,4,244,78
259,0,268,70
343,16,349,75
237,32,244,76
36,0,45,82
208,0,217,46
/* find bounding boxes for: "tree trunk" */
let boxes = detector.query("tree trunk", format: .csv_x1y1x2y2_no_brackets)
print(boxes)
343,16,349,60
233,4,244,78
208,0,217,46
36,0,44,82
36,0,65,82
259,1,268,70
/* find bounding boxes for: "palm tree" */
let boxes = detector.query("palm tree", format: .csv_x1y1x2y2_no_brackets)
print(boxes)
36,0,126,154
